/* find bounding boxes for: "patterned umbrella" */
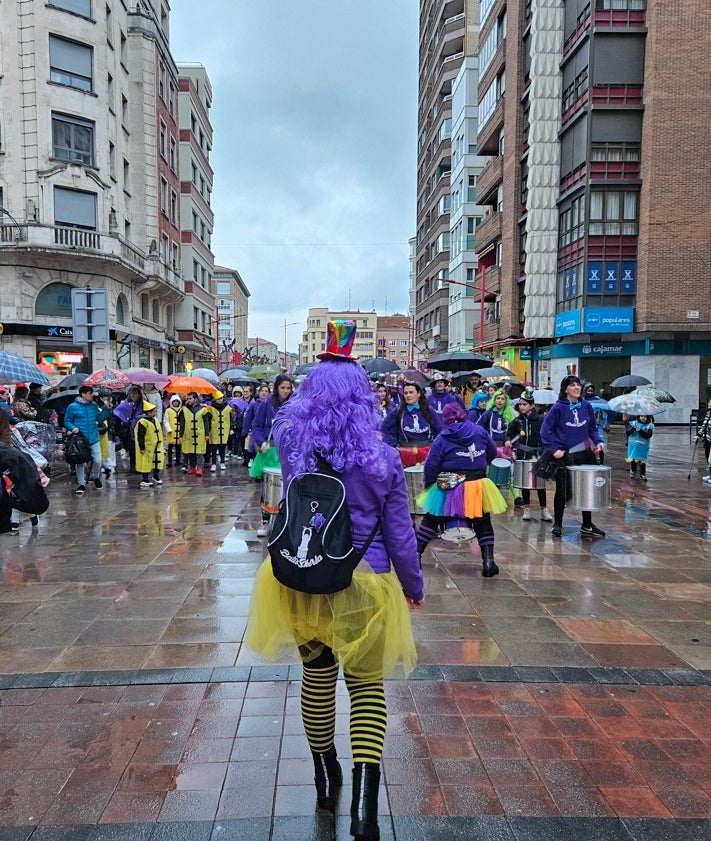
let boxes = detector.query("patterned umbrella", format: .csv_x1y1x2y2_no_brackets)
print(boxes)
0,350,51,386
84,368,131,390
123,367,171,386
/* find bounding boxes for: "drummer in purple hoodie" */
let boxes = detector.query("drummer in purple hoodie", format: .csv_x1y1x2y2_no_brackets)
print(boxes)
540,374,605,539
415,403,507,577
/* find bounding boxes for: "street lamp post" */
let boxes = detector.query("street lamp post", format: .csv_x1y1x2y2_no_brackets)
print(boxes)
208,311,249,370
282,318,299,371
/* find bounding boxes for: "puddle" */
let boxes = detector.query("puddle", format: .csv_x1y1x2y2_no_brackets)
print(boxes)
217,528,250,554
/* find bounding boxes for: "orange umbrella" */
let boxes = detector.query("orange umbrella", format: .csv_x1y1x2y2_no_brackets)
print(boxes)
165,376,216,394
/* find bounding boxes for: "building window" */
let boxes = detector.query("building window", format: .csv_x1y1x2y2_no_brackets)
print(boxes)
49,35,93,91
171,242,179,270
170,190,177,224
168,82,175,118
108,141,116,179
169,137,176,171
159,121,166,159
160,234,168,262
158,63,165,101
590,142,641,162
52,113,94,165
152,298,160,324
116,293,127,325
123,158,130,193
589,190,638,235
119,31,126,65
559,194,586,247
49,0,91,17
54,186,96,230
121,95,128,129
160,178,168,215
596,0,646,8
106,4,113,46
141,294,149,320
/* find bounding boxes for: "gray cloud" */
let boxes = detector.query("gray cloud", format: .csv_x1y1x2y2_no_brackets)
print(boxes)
170,0,417,350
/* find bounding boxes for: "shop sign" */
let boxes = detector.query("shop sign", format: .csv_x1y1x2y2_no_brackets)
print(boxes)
583,307,634,333
518,348,532,360
554,309,581,337
46,325,74,337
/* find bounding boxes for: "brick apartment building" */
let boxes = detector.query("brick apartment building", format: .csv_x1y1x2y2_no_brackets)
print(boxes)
430,0,710,421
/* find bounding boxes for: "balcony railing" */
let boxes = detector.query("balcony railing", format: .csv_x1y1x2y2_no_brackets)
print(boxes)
475,155,503,205
0,222,180,293
474,211,502,252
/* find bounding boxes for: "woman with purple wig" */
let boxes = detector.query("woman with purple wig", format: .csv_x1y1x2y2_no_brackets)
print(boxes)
415,402,507,577
246,321,424,841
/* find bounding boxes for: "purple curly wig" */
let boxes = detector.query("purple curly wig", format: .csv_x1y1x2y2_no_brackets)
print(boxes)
442,402,467,427
276,360,389,479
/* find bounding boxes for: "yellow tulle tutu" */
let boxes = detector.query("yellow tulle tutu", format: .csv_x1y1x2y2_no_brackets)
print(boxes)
416,477,507,518
245,560,417,679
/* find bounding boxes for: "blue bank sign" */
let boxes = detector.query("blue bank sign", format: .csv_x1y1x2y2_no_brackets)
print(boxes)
554,307,634,337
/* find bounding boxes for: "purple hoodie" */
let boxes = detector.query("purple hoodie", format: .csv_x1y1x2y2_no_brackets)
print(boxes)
540,398,602,454
272,417,424,602
423,420,497,487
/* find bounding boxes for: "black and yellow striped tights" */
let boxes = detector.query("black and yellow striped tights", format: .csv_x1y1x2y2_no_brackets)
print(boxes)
300,646,386,764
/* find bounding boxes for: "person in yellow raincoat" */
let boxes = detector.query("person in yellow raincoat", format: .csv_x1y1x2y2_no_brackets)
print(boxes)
206,390,231,472
163,394,183,468
178,391,210,477
134,401,164,488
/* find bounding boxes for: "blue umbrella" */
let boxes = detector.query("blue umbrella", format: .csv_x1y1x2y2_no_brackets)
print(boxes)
587,397,611,411
0,350,51,386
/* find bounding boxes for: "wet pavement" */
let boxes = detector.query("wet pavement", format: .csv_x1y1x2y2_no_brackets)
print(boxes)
1,427,710,838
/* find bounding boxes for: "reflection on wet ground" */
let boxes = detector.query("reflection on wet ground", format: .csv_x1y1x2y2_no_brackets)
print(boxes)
1,429,711,833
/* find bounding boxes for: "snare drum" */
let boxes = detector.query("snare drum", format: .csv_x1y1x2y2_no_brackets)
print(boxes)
513,459,547,490
404,465,425,515
488,457,512,488
398,445,430,469
440,518,476,543
261,466,283,514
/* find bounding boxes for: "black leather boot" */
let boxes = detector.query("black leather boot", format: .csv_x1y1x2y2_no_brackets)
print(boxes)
312,746,342,811
350,762,380,840
481,544,499,578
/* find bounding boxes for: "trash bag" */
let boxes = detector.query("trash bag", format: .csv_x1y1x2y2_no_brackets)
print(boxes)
64,431,92,465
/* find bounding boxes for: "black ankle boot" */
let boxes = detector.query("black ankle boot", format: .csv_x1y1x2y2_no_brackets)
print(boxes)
350,762,380,841
312,746,342,811
481,544,499,578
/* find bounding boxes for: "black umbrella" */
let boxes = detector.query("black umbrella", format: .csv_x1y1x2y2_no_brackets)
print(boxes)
42,388,81,415
425,351,492,372
57,372,89,391
360,358,399,374
475,365,517,379
609,374,652,388
293,362,318,376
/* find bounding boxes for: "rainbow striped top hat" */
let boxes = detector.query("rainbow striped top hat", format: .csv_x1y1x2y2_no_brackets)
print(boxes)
316,320,358,361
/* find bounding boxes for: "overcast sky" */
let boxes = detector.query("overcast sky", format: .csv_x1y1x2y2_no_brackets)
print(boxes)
170,1,418,354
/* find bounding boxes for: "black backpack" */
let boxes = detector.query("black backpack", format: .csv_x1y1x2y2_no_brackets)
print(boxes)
64,431,92,464
268,457,379,594
0,442,50,515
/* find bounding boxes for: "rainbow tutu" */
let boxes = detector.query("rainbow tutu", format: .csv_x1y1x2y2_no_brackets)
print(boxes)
416,477,507,519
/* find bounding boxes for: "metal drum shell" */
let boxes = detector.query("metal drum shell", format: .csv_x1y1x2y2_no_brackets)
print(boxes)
488,457,512,488
262,467,283,514
513,460,547,490
567,465,612,511
404,465,425,515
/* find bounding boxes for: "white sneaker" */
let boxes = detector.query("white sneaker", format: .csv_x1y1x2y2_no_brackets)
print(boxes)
541,508,554,522
703,476,711,484
256,523,270,537
522,507,532,521
153,478,163,485
220,462,226,470
210,464,217,473
140,480,153,489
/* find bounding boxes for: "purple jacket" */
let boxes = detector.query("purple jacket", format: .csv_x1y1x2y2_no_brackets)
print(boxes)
427,391,464,418
540,398,602,453
272,417,424,602
382,405,442,447
477,409,509,444
423,420,497,487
